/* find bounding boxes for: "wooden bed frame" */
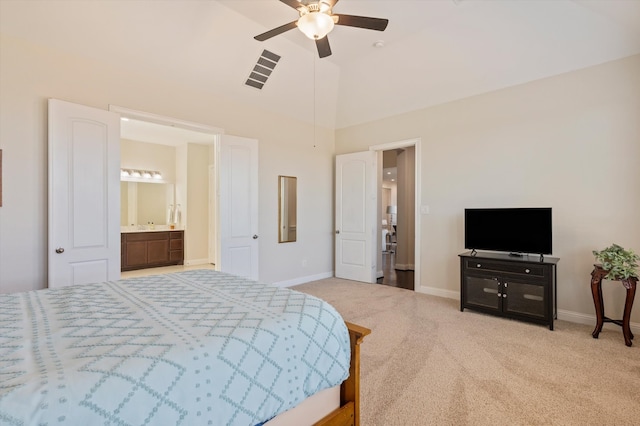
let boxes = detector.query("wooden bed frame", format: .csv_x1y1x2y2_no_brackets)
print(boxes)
315,322,371,426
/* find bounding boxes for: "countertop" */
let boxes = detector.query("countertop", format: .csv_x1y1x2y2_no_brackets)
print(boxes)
121,227,183,233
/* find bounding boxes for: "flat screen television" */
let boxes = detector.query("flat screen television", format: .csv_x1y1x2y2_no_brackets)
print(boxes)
464,208,552,255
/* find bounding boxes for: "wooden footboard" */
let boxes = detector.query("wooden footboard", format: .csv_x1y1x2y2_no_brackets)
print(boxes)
314,322,371,426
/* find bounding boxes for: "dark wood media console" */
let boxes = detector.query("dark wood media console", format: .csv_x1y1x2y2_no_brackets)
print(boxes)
460,251,559,330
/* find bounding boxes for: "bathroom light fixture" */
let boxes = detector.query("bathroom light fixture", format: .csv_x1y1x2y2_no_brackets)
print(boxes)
120,169,164,182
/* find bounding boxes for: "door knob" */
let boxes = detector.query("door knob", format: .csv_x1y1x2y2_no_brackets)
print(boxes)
55,247,65,254
253,235,258,239
335,230,340,234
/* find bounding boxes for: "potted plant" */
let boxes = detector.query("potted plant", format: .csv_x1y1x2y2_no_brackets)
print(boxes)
592,244,639,280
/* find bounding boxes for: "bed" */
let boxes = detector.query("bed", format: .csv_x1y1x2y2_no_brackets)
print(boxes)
0,270,369,425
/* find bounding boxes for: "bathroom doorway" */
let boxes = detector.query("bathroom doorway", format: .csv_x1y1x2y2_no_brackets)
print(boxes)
112,106,259,280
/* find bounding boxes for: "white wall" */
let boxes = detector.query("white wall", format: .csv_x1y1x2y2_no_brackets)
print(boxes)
336,54,640,325
0,34,335,293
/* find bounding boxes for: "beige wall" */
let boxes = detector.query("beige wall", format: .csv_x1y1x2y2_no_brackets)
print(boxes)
121,138,177,183
0,34,335,293
336,54,640,326
186,143,210,263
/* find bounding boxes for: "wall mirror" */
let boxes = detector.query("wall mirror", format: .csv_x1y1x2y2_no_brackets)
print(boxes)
278,176,297,243
121,181,174,227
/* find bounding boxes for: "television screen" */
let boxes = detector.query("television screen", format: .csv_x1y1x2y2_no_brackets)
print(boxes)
464,208,552,255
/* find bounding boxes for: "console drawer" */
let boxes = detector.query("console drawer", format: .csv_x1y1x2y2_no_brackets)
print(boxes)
465,259,545,277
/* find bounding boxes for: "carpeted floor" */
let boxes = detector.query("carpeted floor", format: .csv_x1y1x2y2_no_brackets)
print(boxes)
293,278,640,426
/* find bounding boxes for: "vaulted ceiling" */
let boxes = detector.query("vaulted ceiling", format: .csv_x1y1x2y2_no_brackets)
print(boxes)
1,0,639,130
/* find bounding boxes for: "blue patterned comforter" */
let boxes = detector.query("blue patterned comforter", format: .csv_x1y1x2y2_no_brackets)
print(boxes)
0,270,350,425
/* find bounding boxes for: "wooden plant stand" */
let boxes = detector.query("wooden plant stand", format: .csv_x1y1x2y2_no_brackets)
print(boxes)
590,265,638,347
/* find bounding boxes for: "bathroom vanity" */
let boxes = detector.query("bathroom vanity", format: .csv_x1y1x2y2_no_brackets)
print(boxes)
121,230,184,271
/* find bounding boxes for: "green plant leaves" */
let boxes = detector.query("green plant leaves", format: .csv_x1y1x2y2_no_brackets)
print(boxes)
592,243,639,280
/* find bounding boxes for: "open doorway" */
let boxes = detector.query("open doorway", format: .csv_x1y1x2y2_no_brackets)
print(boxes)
111,106,261,281
119,116,217,269
370,139,420,291
377,148,415,290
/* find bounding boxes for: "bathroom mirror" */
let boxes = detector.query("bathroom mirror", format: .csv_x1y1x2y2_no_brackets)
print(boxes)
278,176,297,243
121,181,174,227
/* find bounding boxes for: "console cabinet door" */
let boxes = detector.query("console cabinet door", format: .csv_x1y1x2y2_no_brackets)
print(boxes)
464,275,501,312
503,279,546,319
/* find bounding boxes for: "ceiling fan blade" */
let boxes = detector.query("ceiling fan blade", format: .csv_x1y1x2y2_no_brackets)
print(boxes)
316,37,332,58
279,0,304,10
334,14,389,31
254,21,298,42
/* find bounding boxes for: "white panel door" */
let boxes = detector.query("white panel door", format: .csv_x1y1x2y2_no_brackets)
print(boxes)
335,151,377,282
218,135,259,281
48,99,121,288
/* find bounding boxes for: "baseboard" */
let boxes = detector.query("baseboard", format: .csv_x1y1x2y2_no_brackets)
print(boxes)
184,258,210,266
416,287,640,333
558,309,640,334
416,285,460,300
271,271,334,288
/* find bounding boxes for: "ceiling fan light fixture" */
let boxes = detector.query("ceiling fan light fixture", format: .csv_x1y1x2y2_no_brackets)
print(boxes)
297,11,334,40
254,0,389,58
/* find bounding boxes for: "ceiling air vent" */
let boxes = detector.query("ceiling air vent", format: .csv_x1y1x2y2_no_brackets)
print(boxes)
245,50,281,90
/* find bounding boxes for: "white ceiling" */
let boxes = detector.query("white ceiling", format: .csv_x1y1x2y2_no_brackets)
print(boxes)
1,0,639,130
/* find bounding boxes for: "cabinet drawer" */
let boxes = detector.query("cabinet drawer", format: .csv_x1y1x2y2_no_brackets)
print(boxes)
170,231,184,239
170,250,184,262
170,239,183,250
465,259,546,277
125,232,169,242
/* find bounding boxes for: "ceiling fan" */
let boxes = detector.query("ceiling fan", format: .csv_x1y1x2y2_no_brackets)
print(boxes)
254,0,389,58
